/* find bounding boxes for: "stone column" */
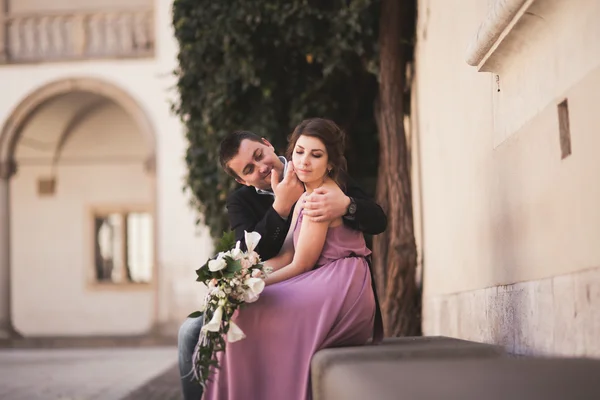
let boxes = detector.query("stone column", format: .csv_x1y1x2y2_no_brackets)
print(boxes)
0,161,15,338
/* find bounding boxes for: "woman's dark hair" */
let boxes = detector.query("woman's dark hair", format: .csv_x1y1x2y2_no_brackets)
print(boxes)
286,118,347,188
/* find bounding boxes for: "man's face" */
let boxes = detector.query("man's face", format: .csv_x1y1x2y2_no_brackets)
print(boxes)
227,138,284,190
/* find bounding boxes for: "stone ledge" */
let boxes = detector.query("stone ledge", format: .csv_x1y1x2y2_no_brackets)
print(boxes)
314,356,600,400
312,336,506,400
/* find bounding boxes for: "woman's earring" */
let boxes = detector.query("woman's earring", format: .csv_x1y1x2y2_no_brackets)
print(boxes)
327,168,332,175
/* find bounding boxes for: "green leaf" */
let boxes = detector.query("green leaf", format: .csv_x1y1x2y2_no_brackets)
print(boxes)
222,260,242,278
215,230,236,253
226,257,243,273
195,261,212,282
196,260,209,276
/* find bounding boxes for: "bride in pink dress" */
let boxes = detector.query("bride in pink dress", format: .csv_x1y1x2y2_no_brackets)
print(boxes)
203,118,380,400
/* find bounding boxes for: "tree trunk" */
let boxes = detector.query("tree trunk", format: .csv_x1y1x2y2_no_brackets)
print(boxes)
372,0,420,337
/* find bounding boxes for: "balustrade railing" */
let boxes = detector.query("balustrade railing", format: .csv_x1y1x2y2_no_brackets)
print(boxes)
1,8,154,63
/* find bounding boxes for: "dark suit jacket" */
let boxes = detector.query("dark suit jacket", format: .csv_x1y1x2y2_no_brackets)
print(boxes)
226,175,387,260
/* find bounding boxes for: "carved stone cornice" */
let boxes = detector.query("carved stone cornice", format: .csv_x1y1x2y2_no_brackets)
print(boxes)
0,161,16,179
465,0,538,72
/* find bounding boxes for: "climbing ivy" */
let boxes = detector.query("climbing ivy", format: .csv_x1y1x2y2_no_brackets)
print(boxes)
172,0,380,240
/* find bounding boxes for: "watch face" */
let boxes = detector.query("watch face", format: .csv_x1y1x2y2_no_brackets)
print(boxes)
348,203,357,215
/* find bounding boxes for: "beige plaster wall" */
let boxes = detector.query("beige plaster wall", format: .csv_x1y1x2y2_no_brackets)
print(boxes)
415,0,600,298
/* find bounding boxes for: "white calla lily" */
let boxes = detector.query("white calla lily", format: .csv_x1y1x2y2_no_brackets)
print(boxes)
244,277,265,296
227,321,246,342
230,241,243,260
243,290,260,303
208,258,227,272
201,306,223,332
244,231,261,253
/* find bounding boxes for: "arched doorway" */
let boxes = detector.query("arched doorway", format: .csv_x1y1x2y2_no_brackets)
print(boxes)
0,77,158,337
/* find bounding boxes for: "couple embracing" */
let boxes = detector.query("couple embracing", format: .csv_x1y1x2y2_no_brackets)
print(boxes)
179,118,387,400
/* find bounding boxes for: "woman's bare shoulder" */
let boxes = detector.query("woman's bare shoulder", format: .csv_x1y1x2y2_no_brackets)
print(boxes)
322,178,340,191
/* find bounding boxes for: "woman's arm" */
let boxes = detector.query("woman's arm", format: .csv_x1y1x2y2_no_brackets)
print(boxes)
265,202,338,286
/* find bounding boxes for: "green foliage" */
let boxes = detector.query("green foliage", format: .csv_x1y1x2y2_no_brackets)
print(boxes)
172,0,380,240
214,230,236,254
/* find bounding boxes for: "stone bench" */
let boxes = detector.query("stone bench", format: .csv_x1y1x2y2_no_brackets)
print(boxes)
311,336,600,399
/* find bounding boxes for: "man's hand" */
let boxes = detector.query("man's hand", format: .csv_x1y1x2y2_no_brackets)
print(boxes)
271,163,304,218
303,185,351,222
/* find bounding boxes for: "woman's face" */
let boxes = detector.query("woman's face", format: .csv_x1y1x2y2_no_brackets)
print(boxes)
292,134,330,185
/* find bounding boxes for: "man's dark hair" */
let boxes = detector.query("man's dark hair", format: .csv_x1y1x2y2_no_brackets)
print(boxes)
219,130,264,179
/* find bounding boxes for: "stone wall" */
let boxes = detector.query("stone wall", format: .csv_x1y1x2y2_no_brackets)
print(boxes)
423,267,600,356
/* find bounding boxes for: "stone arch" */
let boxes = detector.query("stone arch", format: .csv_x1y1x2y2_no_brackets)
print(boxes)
0,77,156,169
0,77,159,337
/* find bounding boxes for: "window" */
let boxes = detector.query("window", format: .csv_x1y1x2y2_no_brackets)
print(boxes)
93,209,153,284
557,99,572,159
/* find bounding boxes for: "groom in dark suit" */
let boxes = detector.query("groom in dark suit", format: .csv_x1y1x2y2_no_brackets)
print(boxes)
178,130,387,399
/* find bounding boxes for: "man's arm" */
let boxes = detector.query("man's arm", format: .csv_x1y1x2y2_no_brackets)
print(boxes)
343,176,387,235
302,175,387,235
226,191,291,261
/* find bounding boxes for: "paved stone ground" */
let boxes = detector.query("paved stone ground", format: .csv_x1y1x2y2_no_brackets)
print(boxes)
0,347,181,400
121,364,181,400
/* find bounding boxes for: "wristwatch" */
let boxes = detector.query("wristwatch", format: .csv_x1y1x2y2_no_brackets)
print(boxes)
345,197,357,218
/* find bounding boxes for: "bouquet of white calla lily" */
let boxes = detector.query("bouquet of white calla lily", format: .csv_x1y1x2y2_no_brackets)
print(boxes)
190,230,269,389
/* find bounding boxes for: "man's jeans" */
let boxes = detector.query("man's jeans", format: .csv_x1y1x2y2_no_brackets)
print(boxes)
178,315,204,400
